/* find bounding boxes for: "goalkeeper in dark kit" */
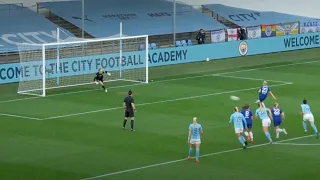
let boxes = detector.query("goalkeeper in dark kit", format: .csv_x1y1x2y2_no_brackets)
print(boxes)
94,68,111,92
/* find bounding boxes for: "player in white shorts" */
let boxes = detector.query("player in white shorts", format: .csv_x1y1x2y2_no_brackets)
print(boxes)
188,117,203,163
255,103,273,143
229,107,248,149
301,99,318,138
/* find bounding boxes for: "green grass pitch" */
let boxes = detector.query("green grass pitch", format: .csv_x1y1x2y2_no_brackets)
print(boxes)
0,48,320,180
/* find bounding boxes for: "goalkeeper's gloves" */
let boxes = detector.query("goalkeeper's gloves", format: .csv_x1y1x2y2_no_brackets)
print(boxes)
104,71,111,76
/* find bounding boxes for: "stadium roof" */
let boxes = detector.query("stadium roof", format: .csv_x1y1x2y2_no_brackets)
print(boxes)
178,0,320,19
2,0,319,19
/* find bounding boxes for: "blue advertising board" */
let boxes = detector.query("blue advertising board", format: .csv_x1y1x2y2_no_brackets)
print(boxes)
0,32,319,84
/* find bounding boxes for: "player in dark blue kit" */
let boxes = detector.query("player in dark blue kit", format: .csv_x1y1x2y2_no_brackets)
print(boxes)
241,104,254,143
271,103,287,139
255,81,277,107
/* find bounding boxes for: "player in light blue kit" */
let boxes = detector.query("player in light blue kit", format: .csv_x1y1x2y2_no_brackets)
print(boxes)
188,117,203,163
241,104,254,143
271,103,287,139
301,99,318,139
229,107,248,149
255,103,273,143
255,81,277,107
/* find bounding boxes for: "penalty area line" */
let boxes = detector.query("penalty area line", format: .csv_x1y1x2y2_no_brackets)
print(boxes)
79,135,314,180
274,142,320,146
215,75,293,84
0,113,41,120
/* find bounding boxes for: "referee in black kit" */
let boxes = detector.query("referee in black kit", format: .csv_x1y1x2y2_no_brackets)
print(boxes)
123,90,136,131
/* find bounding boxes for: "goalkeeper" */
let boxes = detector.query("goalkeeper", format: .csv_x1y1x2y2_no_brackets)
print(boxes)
94,68,111,92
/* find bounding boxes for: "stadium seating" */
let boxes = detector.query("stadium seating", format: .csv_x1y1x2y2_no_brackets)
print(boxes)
203,4,316,27
0,4,74,53
39,0,226,38
175,41,182,47
186,39,192,46
150,43,157,49
180,40,187,46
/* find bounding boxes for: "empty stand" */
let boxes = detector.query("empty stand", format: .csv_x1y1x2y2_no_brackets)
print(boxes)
39,0,226,38
203,4,315,27
0,4,74,53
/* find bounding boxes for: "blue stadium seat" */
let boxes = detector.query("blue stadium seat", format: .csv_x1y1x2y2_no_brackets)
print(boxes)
175,41,182,47
138,44,145,51
203,4,316,27
39,0,227,38
0,4,74,53
181,40,187,46
150,43,157,49
186,39,193,46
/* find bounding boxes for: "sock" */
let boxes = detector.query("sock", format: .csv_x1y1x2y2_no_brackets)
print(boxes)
238,137,245,146
303,121,307,131
249,132,254,140
131,120,134,130
276,131,280,138
265,132,273,142
123,119,127,128
102,85,106,90
277,128,283,132
255,99,260,103
244,131,249,137
311,124,318,133
188,148,193,157
196,149,200,160
241,136,246,143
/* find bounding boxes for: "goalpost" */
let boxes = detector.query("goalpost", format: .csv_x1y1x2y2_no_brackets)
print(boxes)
17,29,149,97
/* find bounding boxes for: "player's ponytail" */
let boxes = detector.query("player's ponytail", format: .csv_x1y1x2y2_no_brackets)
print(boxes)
234,107,239,112
274,103,279,108
193,117,197,128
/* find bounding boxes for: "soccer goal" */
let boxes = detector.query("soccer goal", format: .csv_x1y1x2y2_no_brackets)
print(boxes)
17,34,149,97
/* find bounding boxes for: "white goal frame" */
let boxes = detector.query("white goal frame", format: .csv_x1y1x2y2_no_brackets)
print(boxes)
17,34,149,97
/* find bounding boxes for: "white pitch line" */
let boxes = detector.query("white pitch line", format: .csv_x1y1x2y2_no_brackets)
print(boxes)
79,135,314,180
0,113,41,120
42,83,290,120
0,59,319,105
215,75,293,84
274,142,320,146
215,59,320,76
0,83,143,104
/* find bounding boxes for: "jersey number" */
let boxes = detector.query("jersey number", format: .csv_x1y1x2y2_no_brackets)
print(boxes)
273,109,280,115
261,87,268,94
193,128,198,135
245,111,250,117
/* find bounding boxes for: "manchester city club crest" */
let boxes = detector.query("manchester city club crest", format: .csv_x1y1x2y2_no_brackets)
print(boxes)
265,26,272,36
238,41,248,56
216,34,220,42
251,30,257,38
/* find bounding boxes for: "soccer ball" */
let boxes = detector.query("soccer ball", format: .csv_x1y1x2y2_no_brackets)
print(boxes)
230,95,240,101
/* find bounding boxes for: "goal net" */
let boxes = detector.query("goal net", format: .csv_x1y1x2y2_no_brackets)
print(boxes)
17,35,149,97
